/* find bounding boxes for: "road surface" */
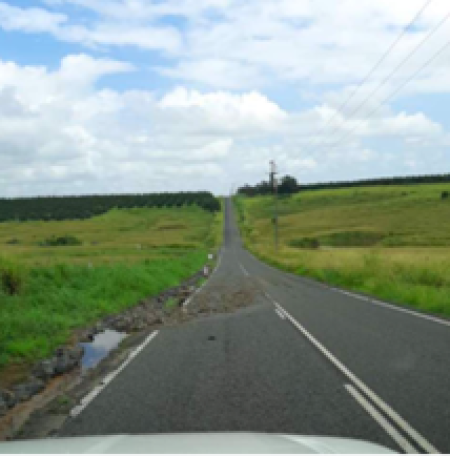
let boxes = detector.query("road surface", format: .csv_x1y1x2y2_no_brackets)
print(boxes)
62,199,450,453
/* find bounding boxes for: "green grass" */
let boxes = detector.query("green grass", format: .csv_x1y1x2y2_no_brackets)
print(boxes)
235,183,450,317
0,204,223,372
0,251,208,370
0,205,220,266
164,297,179,309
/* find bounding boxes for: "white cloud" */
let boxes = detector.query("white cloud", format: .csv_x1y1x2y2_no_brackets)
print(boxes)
0,1,181,53
160,59,265,90
57,23,182,53
372,112,443,137
4,0,450,93
0,56,287,196
159,87,287,131
0,54,447,196
1,0,450,195
0,2,66,33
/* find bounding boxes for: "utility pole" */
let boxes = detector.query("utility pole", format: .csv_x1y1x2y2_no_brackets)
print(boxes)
269,160,278,252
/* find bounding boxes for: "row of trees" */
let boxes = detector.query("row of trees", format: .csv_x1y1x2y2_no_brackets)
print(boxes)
238,173,450,196
300,173,450,191
0,192,221,222
238,175,299,196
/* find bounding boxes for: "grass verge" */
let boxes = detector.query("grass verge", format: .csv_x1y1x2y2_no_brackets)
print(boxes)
0,251,207,370
234,184,450,318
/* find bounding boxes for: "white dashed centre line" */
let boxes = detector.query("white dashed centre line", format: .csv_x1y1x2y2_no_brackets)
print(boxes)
239,263,249,276
274,308,286,320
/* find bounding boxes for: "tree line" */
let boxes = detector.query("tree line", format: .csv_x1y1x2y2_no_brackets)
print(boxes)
238,175,299,196
237,173,450,196
0,192,221,222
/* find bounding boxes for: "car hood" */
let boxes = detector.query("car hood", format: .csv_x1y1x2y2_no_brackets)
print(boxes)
0,433,395,453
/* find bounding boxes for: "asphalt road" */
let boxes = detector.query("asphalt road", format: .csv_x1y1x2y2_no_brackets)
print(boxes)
62,199,450,453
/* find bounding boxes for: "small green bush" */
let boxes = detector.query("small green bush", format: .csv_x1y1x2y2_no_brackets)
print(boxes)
320,231,384,247
289,237,320,249
0,258,26,295
39,235,82,247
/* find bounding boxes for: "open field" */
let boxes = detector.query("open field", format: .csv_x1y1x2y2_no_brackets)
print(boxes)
235,183,450,317
0,205,222,266
0,204,222,372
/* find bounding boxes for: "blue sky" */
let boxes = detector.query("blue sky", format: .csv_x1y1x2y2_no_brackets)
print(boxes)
0,0,449,196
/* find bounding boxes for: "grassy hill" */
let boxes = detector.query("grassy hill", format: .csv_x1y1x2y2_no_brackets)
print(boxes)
0,205,222,266
0,205,222,371
235,183,450,317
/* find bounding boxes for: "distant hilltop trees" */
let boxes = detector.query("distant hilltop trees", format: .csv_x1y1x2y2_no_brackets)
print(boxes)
238,173,450,196
238,175,300,196
0,191,221,222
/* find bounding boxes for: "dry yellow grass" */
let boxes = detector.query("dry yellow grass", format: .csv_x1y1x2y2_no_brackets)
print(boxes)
235,184,450,317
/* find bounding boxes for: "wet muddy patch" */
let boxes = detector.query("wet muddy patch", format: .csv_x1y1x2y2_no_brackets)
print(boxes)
80,330,127,370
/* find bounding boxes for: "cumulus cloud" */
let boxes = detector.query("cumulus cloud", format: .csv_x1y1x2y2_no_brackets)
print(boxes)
1,0,450,195
0,2,66,33
159,87,287,132
4,0,450,92
0,55,284,196
0,53,447,196
0,1,181,52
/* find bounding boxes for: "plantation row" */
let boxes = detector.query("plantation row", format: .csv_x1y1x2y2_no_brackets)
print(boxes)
300,173,450,191
238,172,450,196
0,192,221,222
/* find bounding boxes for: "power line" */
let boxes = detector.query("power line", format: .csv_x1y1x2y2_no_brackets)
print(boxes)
319,5,450,149
324,39,450,151
306,0,434,149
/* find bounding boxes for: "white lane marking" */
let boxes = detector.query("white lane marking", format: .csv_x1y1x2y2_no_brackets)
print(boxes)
245,246,450,329
275,308,286,320
341,290,370,302
334,287,450,328
345,384,418,454
70,331,159,418
270,299,439,454
183,250,223,308
239,263,249,276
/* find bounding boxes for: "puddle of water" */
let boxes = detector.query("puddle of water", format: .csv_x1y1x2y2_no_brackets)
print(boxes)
80,329,126,370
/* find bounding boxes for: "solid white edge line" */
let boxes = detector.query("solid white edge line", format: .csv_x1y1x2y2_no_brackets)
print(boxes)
272,301,439,454
244,247,450,329
333,287,450,328
275,308,286,320
370,297,450,328
344,384,418,454
70,331,159,418
239,263,250,276
183,249,223,308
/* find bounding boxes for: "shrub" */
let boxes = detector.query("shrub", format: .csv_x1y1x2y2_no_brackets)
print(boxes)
441,191,449,199
0,258,26,295
289,237,320,249
39,235,82,247
320,231,384,247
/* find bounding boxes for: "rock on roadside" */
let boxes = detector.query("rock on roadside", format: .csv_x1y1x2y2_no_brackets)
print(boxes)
12,378,45,403
32,359,56,381
0,397,8,416
54,347,84,376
